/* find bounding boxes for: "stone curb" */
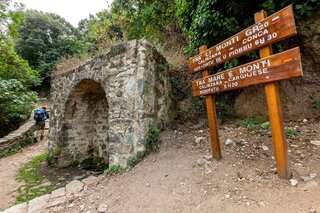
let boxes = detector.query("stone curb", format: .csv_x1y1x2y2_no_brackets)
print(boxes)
1,175,100,213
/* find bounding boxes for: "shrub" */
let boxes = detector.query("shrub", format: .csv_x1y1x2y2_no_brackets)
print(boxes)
145,123,160,154
127,152,144,168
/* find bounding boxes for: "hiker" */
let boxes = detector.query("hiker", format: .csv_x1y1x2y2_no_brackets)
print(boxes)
34,107,49,143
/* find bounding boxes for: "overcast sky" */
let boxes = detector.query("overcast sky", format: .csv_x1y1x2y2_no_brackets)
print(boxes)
14,0,113,26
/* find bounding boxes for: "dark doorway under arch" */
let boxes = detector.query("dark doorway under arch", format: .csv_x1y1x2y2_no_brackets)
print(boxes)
59,79,109,170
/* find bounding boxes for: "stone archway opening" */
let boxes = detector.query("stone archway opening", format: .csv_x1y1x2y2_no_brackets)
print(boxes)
60,79,109,170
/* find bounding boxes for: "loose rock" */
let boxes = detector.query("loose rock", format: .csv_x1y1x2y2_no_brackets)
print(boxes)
225,139,234,146
290,179,298,187
98,203,108,213
310,140,320,146
197,159,207,167
262,145,269,151
203,154,213,161
66,180,84,196
195,137,206,145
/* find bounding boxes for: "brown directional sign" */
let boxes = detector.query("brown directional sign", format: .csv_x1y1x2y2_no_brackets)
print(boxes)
189,5,296,74
192,47,302,96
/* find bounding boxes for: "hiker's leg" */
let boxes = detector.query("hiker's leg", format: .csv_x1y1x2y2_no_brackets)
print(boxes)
34,122,38,142
40,121,45,140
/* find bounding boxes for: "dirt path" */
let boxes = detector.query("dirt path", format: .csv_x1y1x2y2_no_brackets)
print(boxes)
0,103,50,211
47,119,320,213
0,140,47,210
1,119,319,212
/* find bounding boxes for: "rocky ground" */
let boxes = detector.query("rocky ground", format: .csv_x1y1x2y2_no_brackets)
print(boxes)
1,119,320,213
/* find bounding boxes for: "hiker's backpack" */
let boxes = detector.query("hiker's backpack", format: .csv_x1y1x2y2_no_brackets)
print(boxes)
34,108,47,121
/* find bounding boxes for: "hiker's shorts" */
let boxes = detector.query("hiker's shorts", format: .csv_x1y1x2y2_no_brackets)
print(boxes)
34,121,45,130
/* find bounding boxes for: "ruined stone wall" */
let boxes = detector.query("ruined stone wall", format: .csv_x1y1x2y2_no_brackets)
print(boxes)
0,120,34,154
48,39,172,168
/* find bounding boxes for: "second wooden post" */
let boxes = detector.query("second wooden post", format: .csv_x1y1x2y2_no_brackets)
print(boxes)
254,10,291,179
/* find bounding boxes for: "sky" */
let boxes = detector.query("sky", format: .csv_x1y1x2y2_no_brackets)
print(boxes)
14,0,114,26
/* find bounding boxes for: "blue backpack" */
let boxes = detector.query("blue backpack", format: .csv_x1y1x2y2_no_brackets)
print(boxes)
34,108,47,121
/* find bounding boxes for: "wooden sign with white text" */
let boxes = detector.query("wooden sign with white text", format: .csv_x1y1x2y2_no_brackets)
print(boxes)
188,5,296,73
192,47,302,96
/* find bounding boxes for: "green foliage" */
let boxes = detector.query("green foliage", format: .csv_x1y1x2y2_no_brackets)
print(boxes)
170,77,187,101
15,10,85,80
103,165,125,176
0,1,40,137
175,0,319,55
0,79,38,137
145,123,161,153
0,41,41,87
111,0,183,45
285,129,299,137
0,145,21,158
78,10,123,53
311,100,320,109
261,0,320,19
239,117,268,130
16,152,54,203
261,121,271,129
127,152,144,168
0,0,25,39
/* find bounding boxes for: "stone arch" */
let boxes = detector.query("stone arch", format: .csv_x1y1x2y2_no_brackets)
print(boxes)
49,39,172,169
59,79,109,170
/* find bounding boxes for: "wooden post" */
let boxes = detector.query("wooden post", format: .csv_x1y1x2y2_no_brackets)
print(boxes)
254,11,291,179
199,45,222,160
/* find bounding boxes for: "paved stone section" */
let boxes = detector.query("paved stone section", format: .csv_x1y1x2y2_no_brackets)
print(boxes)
49,39,173,169
65,180,84,196
28,194,51,213
50,188,65,199
3,202,28,213
82,176,99,188
1,176,102,213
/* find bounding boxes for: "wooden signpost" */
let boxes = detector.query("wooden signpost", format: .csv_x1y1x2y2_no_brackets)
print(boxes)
192,48,302,96
189,5,303,179
189,5,296,74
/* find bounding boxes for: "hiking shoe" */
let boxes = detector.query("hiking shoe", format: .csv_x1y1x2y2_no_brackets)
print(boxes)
40,135,44,140
34,137,37,143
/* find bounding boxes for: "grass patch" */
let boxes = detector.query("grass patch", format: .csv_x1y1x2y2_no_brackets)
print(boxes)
103,165,125,176
285,129,299,137
16,152,54,203
239,117,268,130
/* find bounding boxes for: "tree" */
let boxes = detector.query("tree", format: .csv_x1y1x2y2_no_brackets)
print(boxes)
0,1,40,137
78,10,123,53
111,0,183,45
15,10,85,81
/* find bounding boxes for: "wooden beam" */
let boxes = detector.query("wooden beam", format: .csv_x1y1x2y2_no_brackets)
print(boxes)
199,45,222,160
255,10,291,179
